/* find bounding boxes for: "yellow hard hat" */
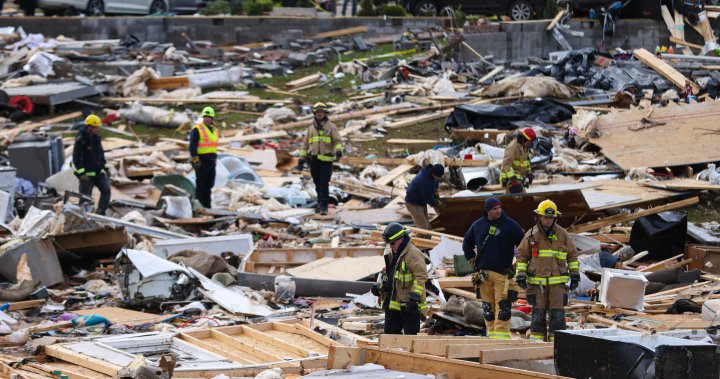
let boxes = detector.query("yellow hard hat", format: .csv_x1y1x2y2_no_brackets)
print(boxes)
312,102,328,113
201,107,215,118
534,199,560,218
85,115,102,127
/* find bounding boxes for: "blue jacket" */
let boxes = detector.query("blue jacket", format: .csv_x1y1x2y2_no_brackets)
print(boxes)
462,212,524,273
405,165,439,207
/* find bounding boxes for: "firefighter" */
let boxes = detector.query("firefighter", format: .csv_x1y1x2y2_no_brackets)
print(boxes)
298,102,343,215
462,197,524,339
372,223,428,335
500,127,536,194
189,107,218,209
73,114,111,215
515,200,580,341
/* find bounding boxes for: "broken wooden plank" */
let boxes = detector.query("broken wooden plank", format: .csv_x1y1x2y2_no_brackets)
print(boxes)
309,26,368,39
669,36,704,50
224,130,288,143
385,109,454,129
587,314,649,333
443,287,477,300
632,48,700,93
569,197,699,233
450,129,508,140
101,97,289,105
437,277,474,289
479,346,554,364
386,138,442,145
7,299,45,311
327,346,569,379
147,76,190,90
546,9,566,31
373,164,413,187
377,334,486,350
340,156,490,168
285,73,323,90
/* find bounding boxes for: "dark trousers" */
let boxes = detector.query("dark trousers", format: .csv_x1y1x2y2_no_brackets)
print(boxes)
384,307,421,335
79,173,111,215
310,160,332,212
195,157,216,208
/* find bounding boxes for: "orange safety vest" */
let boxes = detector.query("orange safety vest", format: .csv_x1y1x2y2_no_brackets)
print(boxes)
193,123,218,154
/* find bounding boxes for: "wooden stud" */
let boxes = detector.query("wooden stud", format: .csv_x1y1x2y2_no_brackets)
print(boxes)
479,346,554,364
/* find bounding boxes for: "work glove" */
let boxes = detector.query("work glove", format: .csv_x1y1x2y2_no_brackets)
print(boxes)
569,274,581,291
335,151,342,160
296,158,305,171
191,156,201,169
516,273,528,289
407,292,421,313
436,198,445,209
371,283,382,297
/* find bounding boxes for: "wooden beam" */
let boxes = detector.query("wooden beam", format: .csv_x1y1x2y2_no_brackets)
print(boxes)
587,314,650,333
309,26,368,39
285,73,323,90
546,10,566,31
437,277,473,289
443,287,478,300
632,48,700,93
479,346,554,364
387,138,443,145
275,103,412,130
450,129,508,140
327,346,570,379
224,130,288,143
385,109,454,129
44,345,122,376
7,299,45,311
373,164,413,187
378,334,486,350
147,76,190,90
669,36,703,50
105,143,181,160
178,332,258,365
448,342,552,359
568,197,699,233
404,226,463,242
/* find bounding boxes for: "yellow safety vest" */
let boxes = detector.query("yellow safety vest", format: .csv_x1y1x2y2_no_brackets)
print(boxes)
193,123,218,155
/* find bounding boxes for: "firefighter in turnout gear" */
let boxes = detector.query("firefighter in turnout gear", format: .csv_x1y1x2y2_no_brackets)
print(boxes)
373,223,428,335
462,197,524,339
73,114,111,215
298,103,343,215
500,127,536,194
515,200,580,341
189,107,219,209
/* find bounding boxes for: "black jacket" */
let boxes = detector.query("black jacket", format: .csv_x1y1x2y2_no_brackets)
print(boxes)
462,212,524,273
405,165,439,207
72,128,106,176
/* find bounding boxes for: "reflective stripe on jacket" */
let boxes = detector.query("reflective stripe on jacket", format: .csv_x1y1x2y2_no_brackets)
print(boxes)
516,223,579,284
388,241,428,311
193,123,218,155
500,138,531,184
300,119,342,162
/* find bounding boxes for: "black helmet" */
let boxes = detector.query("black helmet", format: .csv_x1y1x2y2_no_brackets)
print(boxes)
382,223,408,243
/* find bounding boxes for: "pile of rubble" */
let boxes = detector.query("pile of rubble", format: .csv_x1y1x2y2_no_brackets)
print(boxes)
3,5,720,379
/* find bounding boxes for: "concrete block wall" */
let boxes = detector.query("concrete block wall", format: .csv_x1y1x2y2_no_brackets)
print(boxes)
0,16,445,46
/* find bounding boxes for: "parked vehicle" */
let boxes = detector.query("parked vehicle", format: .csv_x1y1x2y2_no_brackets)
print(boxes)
399,0,545,20
39,0,206,15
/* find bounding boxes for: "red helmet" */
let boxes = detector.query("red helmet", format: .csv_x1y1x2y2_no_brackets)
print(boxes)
520,127,537,141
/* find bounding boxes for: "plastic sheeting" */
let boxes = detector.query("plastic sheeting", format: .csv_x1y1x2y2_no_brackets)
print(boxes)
445,98,575,131
118,102,191,128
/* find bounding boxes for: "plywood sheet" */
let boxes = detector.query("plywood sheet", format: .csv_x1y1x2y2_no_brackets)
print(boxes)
286,256,384,281
581,179,683,210
337,208,409,224
74,307,171,325
591,100,720,169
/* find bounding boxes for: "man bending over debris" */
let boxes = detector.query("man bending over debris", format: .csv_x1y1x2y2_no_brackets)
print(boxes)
298,102,343,215
373,223,428,335
189,107,219,209
516,200,579,341
501,127,536,194
405,163,444,232
73,114,111,215
463,197,524,339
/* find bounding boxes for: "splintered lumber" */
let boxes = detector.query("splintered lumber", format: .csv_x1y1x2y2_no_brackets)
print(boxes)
587,314,649,333
632,48,700,93
373,164,413,186
479,346,554,364
437,277,473,289
284,73,323,90
404,226,463,242
387,138,442,145
147,76,190,90
546,9,566,31
7,299,45,311
385,109,454,129
409,338,549,357
275,103,412,130
101,97,290,104
309,26,368,39
327,346,569,379
340,156,490,168
450,129,507,140
224,130,288,143
105,143,181,160
669,36,704,50
448,342,552,359
637,255,693,273
569,197,699,233
477,66,505,83
4,111,82,139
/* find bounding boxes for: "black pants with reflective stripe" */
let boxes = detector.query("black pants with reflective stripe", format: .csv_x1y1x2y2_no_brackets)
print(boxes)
79,172,111,215
195,157,216,208
310,160,332,212
384,307,420,335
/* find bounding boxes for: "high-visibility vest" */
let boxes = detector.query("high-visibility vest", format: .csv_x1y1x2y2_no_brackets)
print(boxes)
193,123,218,154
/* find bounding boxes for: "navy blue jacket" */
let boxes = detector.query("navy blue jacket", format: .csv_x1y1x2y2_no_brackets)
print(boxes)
405,165,439,207
462,212,524,273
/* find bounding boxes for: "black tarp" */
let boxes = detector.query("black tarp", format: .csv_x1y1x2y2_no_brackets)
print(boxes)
444,98,575,131
630,211,687,261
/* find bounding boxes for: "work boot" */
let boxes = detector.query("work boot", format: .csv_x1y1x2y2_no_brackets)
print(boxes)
320,208,328,216
530,308,547,341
